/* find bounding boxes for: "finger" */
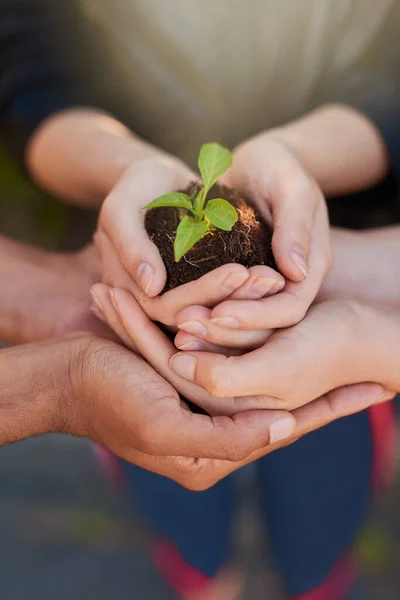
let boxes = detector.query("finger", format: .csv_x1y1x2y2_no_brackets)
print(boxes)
209,259,324,330
174,330,243,356
135,263,250,326
176,305,271,348
110,287,286,415
141,396,295,461
238,383,397,467
270,192,315,282
108,290,297,458
169,346,279,399
91,283,138,351
100,158,194,297
227,265,284,300
292,383,396,438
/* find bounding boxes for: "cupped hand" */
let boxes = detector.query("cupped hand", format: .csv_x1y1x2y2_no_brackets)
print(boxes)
69,332,298,491
95,149,284,327
203,135,332,332
76,293,394,491
170,300,397,409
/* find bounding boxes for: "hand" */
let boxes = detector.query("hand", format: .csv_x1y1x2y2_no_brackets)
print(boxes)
82,288,394,490
0,238,109,345
173,225,400,352
95,151,283,327
169,300,400,408
199,135,332,333
66,333,300,490
319,226,400,306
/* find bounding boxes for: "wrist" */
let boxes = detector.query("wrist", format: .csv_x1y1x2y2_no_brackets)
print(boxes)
236,104,389,195
319,228,400,306
0,238,98,344
26,109,160,205
352,302,400,389
0,337,79,445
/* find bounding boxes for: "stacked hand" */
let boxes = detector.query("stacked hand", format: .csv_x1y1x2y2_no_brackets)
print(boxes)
89,136,396,465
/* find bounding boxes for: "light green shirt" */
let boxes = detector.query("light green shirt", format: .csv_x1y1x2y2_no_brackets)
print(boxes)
81,0,399,166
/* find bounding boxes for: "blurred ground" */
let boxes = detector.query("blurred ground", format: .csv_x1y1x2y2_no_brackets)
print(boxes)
1,434,400,599
1,146,400,599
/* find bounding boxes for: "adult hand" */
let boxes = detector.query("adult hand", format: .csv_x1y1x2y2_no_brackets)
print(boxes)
199,136,332,332
65,333,300,490
173,225,400,352
169,300,400,408
83,288,394,490
0,238,109,345
95,151,283,327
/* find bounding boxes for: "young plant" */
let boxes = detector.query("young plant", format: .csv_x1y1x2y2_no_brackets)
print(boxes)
143,143,238,261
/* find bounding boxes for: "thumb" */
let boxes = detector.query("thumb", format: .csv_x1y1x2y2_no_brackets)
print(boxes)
100,156,195,297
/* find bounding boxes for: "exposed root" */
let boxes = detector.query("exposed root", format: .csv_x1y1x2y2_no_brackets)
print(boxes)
187,255,218,264
183,255,201,268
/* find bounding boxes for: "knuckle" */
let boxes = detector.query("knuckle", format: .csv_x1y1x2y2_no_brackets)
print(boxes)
207,368,228,398
225,444,251,462
175,462,216,492
206,356,236,398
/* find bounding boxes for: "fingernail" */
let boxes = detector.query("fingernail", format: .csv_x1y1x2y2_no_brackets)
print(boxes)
209,316,240,328
250,277,280,298
137,262,154,295
90,292,104,316
269,418,296,444
109,288,119,312
290,246,308,278
224,271,249,293
178,321,207,338
269,280,285,295
90,301,106,323
170,353,197,381
177,341,205,351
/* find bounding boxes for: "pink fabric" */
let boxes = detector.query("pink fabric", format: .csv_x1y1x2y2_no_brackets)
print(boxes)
292,555,356,600
92,443,126,488
368,402,397,490
151,539,212,597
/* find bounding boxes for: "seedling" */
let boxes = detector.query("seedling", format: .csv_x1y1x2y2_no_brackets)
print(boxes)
144,143,238,261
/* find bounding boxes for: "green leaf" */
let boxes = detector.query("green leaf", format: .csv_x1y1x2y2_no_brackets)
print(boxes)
174,216,209,262
198,143,232,198
143,192,195,215
203,198,238,231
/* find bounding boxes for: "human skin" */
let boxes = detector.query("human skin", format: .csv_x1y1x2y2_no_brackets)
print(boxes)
3,234,375,492
168,299,400,409
173,225,400,351
0,332,302,490
0,232,393,490
25,104,387,328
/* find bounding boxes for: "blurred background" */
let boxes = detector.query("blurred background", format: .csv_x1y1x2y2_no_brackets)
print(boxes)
0,144,400,599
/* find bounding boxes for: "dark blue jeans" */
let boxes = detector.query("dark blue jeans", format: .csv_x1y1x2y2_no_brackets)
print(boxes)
121,405,394,598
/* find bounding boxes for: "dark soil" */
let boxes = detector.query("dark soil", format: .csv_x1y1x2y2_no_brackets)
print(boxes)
145,183,275,292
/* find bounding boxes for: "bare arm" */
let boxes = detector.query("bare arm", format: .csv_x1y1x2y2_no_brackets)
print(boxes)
26,109,163,208
0,338,74,445
0,235,106,344
244,104,391,197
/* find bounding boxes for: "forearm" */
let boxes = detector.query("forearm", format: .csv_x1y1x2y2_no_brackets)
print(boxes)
261,104,391,196
359,302,400,392
0,236,54,343
0,338,74,445
0,235,96,345
319,226,400,307
26,109,161,208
